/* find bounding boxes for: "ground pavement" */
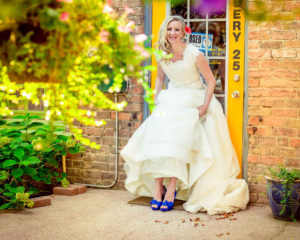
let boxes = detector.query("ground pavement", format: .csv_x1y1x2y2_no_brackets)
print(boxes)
1,189,299,240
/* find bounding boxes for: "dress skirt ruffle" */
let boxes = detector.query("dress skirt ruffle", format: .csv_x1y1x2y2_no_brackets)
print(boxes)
120,87,249,215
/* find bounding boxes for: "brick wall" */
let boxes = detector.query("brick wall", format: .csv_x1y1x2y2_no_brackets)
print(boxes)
247,0,300,204
66,0,145,189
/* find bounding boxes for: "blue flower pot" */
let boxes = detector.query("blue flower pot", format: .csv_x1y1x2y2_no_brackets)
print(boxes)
265,176,300,221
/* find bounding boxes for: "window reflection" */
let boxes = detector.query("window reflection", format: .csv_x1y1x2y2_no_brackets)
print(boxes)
208,22,226,57
209,59,225,94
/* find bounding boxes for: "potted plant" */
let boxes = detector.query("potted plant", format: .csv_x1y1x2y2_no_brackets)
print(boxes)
265,164,300,221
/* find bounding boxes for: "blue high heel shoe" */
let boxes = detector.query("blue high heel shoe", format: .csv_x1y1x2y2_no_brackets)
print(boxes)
150,185,167,210
160,190,177,212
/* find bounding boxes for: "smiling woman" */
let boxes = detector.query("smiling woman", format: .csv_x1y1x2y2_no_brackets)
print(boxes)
121,15,249,214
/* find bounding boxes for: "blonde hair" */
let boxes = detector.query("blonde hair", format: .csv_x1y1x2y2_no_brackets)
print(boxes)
156,15,186,55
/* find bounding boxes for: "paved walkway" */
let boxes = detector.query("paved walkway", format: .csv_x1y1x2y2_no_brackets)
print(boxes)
1,189,299,240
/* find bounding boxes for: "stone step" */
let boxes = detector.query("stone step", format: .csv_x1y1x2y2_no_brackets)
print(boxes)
53,184,87,196
31,196,52,208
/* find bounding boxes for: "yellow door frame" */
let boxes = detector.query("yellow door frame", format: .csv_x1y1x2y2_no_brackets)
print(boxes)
151,0,245,178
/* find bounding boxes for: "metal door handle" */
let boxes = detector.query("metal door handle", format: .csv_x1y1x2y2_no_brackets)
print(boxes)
231,90,240,98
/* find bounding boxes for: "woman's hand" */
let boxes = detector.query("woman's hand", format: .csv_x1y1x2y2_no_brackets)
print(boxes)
197,105,208,117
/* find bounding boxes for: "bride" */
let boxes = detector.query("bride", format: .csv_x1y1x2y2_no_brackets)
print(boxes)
120,15,249,213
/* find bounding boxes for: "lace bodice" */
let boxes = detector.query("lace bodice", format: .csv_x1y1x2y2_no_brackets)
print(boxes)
158,44,205,90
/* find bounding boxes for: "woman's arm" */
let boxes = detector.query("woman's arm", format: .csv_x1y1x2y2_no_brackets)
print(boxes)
154,63,165,104
195,54,216,116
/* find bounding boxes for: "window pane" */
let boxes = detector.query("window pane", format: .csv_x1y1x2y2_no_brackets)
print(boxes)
210,59,225,112
171,1,187,19
189,22,207,56
208,21,226,57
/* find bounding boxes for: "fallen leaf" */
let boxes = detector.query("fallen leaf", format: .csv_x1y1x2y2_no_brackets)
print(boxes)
189,218,193,222
194,223,198,227
226,232,230,235
181,219,185,223
154,220,161,223
195,217,200,221
202,224,205,226
229,218,237,221
164,220,169,224
216,233,224,237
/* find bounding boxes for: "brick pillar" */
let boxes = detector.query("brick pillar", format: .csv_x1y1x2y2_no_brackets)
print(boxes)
247,0,300,204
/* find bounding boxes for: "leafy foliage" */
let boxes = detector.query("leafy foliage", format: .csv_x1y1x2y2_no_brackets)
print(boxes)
0,0,156,148
0,113,84,210
267,164,300,221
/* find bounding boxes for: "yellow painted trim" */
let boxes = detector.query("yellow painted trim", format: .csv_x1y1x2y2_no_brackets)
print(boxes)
151,0,166,90
228,1,245,178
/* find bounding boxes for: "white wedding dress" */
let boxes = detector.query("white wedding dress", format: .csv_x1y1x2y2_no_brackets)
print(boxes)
120,44,249,215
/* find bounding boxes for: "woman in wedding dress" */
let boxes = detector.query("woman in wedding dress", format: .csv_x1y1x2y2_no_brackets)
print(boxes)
120,15,249,213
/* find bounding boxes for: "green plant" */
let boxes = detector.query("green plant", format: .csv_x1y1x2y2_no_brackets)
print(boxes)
0,0,156,149
266,164,300,221
0,113,83,210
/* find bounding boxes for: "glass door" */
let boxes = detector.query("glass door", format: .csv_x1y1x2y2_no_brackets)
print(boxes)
170,0,228,113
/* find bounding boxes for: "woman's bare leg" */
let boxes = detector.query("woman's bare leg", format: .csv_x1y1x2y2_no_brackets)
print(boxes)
160,177,177,210
151,177,164,208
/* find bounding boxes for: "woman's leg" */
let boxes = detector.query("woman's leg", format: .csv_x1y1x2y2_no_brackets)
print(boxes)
151,177,165,208
160,177,177,210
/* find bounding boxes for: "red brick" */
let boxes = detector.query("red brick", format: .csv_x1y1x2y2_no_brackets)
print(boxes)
284,99,300,108
270,31,296,40
248,61,260,68
260,156,283,165
261,146,272,155
272,70,298,79
283,21,300,31
285,40,300,48
124,103,142,112
248,89,270,97
248,116,259,125
248,79,260,88
286,80,300,88
260,59,278,68
290,139,300,147
273,109,298,117
104,128,115,136
248,40,260,49
255,127,272,136
277,138,289,146
272,49,297,58
260,41,282,49
96,111,111,119
53,184,87,196
111,112,131,120
260,78,286,87
249,193,258,203
248,49,271,59
248,107,272,116
31,196,52,208
248,155,258,163
285,119,300,128
248,31,270,40
261,117,286,127
130,95,144,103
270,89,296,98
272,128,296,137
284,158,300,167
257,193,269,204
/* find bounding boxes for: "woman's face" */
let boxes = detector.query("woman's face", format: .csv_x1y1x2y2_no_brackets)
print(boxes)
166,20,185,44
